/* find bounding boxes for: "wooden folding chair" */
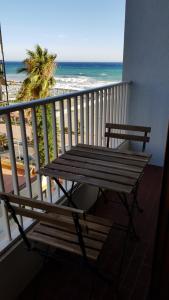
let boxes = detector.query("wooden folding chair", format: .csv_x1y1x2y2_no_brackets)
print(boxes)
103,123,151,219
0,192,119,286
105,123,151,152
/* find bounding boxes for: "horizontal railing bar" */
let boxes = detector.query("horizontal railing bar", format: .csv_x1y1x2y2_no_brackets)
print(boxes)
0,82,131,115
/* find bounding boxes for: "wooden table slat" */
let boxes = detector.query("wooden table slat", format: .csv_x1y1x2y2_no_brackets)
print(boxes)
74,145,150,162
68,149,147,168
39,144,151,195
39,167,133,194
77,143,151,159
61,154,143,173
52,158,140,179
46,162,137,186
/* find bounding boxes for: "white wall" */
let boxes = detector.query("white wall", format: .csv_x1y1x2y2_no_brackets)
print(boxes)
123,0,169,166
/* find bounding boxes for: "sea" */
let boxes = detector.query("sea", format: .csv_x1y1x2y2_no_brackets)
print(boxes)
5,61,122,91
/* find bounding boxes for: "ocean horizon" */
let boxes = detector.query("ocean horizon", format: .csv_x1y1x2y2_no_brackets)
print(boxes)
5,61,123,91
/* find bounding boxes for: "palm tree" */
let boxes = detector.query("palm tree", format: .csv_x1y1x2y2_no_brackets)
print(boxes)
17,45,57,165
17,45,56,101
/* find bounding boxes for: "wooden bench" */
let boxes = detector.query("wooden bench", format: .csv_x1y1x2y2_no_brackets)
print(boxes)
0,192,113,262
105,123,151,152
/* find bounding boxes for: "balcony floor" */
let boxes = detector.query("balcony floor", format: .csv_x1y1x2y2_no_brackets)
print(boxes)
17,165,162,300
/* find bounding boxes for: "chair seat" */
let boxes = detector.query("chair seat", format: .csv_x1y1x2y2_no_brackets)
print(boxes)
27,213,112,261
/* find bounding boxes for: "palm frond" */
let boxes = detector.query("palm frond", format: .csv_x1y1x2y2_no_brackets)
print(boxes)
17,44,57,101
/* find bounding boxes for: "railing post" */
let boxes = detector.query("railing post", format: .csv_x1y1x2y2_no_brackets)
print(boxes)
51,102,58,159
31,107,43,200
99,90,103,146
67,97,72,149
59,100,65,153
5,113,23,227
85,94,89,145
42,105,52,202
95,91,99,146
0,157,12,241
90,93,94,145
19,110,32,199
102,89,107,146
74,96,78,145
80,95,84,144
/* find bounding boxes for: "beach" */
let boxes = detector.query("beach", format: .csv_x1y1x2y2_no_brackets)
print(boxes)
4,62,123,101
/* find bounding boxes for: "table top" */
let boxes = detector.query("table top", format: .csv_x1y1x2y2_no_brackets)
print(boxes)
39,144,152,195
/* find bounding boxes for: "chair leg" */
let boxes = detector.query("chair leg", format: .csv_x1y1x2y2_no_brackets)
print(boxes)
96,188,101,201
118,193,139,241
133,186,144,213
134,199,144,213
115,219,131,294
99,188,110,203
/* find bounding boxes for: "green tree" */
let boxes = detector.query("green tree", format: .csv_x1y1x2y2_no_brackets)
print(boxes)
17,45,57,165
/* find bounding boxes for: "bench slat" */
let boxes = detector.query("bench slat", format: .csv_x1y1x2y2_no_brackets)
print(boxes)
105,123,151,132
0,192,84,217
40,221,108,242
28,230,100,261
105,132,150,143
34,223,103,251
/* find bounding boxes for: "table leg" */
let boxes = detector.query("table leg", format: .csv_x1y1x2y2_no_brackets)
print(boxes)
117,192,139,240
53,178,77,208
133,184,144,213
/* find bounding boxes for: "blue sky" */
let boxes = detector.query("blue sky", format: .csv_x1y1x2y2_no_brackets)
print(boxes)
1,0,126,62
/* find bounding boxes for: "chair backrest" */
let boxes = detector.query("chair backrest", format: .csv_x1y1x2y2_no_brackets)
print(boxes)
0,192,86,233
105,123,151,152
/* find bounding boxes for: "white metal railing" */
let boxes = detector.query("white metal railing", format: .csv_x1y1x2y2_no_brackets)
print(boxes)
0,81,130,252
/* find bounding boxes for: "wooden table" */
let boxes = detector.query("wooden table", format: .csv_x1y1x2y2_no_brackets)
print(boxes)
39,143,152,237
